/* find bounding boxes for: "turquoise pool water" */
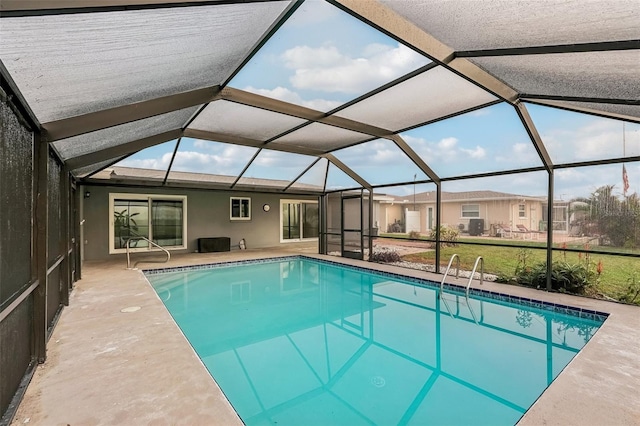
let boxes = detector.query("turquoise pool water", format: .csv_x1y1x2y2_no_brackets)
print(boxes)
145,257,605,426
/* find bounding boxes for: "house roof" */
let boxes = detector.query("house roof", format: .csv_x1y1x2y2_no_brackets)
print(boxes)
1,0,637,194
383,190,546,203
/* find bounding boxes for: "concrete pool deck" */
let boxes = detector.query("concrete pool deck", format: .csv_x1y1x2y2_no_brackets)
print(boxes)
10,248,640,425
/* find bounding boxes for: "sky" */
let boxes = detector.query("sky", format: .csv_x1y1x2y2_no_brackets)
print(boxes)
117,0,640,200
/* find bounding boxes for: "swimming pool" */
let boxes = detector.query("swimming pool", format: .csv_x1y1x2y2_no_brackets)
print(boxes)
145,256,606,425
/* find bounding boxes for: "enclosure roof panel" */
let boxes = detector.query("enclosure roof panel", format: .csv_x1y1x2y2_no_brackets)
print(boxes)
0,1,292,122
1,0,638,193
272,122,374,152
469,50,640,101
335,66,498,132
53,107,198,161
188,100,308,142
378,0,640,51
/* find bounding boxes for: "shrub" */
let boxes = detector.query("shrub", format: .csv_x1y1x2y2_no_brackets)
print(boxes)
370,248,402,263
428,226,459,247
619,271,640,304
408,230,421,239
512,261,593,294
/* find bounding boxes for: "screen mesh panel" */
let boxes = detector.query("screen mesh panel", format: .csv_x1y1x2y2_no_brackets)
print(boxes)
238,149,317,189
53,107,197,160
554,162,640,254
290,158,329,192
47,264,61,327
169,139,258,177
0,98,33,307
0,2,292,122
0,296,32,416
441,171,549,246
325,163,362,191
526,103,640,165
379,0,640,50
188,101,307,141
335,67,497,131
470,50,640,101
333,139,429,185
272,122,372,152
228,0,430,113
114,140,178,172
401,103,543,178
48,154,63,263
538,101,640,121
72,157,123,178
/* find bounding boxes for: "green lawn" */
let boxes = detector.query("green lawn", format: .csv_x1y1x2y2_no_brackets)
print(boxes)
382,238,640,305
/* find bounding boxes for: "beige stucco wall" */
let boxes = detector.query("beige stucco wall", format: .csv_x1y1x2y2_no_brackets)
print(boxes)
377,199,545,235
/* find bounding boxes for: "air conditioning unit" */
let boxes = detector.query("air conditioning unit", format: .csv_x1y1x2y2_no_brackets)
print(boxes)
468,219,485,236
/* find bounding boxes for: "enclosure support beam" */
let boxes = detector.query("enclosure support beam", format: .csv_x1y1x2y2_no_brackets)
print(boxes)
516,103,553,171
42,86,221,142
66,129,182,170
335,0,519,103
546,171,554,291
221,87,394,139
368,191,374,261
521,98,640,125
390,135,440,183
435,183,442,274
33,133,48,363
322,153,372,191
61,168,70,306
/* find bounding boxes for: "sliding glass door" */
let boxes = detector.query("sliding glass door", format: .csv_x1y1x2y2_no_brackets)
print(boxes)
281,200,318,242
109,193,187,253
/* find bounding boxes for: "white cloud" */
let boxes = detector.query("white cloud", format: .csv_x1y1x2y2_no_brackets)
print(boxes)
119,152,173,170
170,148,249,176
460,146,486,159
404,134,489,164
283,43,428,94
438,137,457,150
541,119,640,163
513,143,530,154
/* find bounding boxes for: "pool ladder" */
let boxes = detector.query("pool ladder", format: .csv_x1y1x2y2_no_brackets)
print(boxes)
125,230,171,270
439,255,484,323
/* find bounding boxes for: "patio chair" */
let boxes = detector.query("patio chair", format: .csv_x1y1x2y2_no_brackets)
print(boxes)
496,224,513,238
516,224,542,240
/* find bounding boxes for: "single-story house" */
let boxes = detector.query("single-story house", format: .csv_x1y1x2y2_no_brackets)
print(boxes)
375,190,568,236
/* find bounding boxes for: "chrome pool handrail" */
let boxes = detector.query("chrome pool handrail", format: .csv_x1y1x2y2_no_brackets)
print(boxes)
125,231,170,270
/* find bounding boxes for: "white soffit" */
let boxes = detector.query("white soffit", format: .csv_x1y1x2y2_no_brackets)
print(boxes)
335,67,498,131
378,0,640,50
272,122,373,152
0,2,291,122
188,100,307,141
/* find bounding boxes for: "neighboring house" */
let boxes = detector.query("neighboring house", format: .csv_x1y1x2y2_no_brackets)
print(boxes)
374,190,556,236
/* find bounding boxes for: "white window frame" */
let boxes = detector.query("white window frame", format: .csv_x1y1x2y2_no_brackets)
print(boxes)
460,204,480,218
280,199,319,243
230,197,251,221
519,203,527,218
109,193,187,254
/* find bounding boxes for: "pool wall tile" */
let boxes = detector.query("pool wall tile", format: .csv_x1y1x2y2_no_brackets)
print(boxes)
143,255,609,322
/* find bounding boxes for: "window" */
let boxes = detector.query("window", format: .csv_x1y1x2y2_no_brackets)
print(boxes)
519,204,526,218
461,204,480,218
281,200,319,242
109,193,186,254
230,197,251,220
